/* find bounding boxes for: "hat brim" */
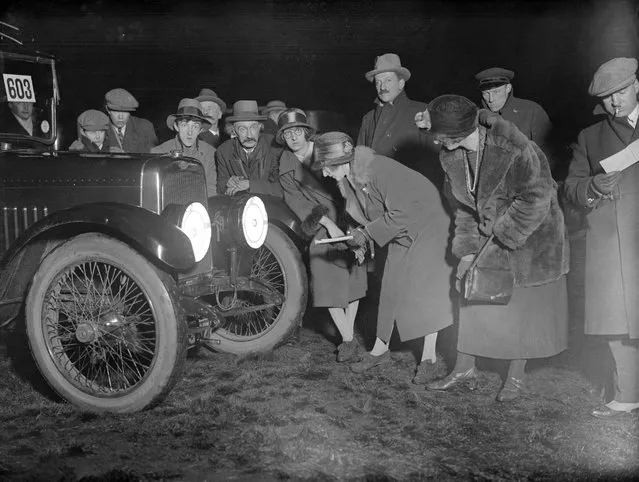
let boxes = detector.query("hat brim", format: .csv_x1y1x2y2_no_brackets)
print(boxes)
106,104,137,112
365,66,411,83
478,80,510,91
591,75,637,97
311,154,353,171
195,95,227,112
167,113,212,131
82,125,109,131
276,122,315,145
226,113,268,122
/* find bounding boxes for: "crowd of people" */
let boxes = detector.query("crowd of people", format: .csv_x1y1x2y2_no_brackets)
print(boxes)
51,52,638,420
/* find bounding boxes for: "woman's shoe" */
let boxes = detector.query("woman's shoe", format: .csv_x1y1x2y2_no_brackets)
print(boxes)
350,350,391,373
496,376,524,402
336,339,361,362
426,367,478,391
412,356,446,385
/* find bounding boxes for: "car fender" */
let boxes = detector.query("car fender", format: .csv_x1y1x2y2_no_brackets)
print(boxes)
258,195,309,249
2,202,196,272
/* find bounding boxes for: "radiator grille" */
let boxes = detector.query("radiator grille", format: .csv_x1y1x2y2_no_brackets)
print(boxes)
162,170,207,209
0,205,48,254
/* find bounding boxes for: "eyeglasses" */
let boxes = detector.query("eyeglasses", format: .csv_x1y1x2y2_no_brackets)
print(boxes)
283,127,304,140
177,118,203,130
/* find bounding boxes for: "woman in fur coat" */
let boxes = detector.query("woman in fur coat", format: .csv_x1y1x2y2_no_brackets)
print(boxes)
277,110,367,359
418,95,569,402
313,131,454,382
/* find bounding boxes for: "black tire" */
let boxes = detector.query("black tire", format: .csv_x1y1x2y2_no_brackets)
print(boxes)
207,224,308,354
25,233,187,413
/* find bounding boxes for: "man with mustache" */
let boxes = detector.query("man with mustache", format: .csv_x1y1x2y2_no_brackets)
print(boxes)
216,100,283,197
357,53,441,186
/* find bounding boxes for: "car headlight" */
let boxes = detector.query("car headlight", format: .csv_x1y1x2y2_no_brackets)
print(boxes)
208,195,269,249
241,196,268,248
165,201,211,262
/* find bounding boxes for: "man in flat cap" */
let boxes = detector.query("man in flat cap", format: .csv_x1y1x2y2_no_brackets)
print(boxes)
564,57,639,419
103,88,158,153
475,67,553,167
152,99,217,196
69,109,110,152
196,88,227,148
216,100,284,197
357,53,441,185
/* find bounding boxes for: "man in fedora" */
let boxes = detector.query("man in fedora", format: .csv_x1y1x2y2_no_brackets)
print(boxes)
475,67,553,167
195,88,227,148
152,98,217,196
216,100,284,197
564,57,639,419
261,100,287,137
357,53,442,186
103,87,158,153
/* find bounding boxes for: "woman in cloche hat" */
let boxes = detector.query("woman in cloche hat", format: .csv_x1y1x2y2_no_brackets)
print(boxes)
277,109,367,356
313,132,453,382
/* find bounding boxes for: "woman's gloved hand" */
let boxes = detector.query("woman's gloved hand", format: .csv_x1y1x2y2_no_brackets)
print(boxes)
347,227,370,248
455,254,475,292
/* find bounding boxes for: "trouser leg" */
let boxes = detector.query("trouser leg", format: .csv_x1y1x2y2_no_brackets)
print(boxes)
608,338,639,403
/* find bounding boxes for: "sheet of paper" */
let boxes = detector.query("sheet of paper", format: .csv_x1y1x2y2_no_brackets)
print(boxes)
314,235,353,245
600,138,639,173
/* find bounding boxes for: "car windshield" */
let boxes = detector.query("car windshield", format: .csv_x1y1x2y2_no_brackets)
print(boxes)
0,50,57,145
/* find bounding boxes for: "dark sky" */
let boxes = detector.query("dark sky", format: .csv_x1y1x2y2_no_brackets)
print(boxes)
2,0,639,148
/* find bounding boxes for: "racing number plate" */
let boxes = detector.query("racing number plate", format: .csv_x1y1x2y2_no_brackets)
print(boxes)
3,74,36,103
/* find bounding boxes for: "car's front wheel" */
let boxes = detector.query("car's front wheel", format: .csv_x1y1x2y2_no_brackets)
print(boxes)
25,233,187,413
206,224,308,354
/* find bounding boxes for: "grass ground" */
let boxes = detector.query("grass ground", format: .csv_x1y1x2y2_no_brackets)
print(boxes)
0,307,638,482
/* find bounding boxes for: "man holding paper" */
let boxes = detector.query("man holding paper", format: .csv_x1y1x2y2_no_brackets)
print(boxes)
564,57,639,419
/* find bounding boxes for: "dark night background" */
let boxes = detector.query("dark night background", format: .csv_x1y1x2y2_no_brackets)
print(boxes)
2,0,639,171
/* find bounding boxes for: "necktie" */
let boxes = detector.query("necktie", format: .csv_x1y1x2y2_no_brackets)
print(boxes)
116,127,124,147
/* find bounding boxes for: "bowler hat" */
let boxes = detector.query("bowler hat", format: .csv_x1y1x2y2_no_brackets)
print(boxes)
475,67,515,91
195,88,227,112
77,109,109,131
105,88,139,112
276,108,315,145
227,100,268,122
589,57,638,97
166,98,212,131
312,131,354,171
427,94,478,139
262,100,287,115
365,53,411,83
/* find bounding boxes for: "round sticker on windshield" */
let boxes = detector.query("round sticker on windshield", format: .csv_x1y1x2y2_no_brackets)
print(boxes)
41,120,50,134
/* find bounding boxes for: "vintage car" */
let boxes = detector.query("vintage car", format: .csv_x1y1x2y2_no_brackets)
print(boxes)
0,37,309,412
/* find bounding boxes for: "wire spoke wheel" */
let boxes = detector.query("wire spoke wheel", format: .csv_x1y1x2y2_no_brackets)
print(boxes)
209,224,307,354
44,260,157,395
26,234,187,413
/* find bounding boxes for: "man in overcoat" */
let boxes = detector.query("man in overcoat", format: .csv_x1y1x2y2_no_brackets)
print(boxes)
152,98,217,196
564,57,639,419
103,88,158,153
195,88,227,148
475,67,554,169
216,100,283,197
357,53,442,185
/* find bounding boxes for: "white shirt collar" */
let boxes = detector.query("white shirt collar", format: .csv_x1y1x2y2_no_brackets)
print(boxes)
627,104,639,128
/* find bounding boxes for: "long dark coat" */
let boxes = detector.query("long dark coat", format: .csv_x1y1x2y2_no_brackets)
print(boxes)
357,91,443,187
441,111,569,359
103,115,158,153
279,146,367,308
216,135,283,198
340,146,453,342
563,106,639,338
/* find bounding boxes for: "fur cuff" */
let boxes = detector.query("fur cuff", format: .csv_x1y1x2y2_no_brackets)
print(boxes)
302,204,329,237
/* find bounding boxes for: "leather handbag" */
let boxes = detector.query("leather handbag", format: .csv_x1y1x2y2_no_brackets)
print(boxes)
463,234,514,305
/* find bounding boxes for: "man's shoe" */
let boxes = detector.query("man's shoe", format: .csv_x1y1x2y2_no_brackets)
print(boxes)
592,402,639,419
496,376,524,402
412,357,446,385
337,339,361,363
350,350,391,373
426,367,478,391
